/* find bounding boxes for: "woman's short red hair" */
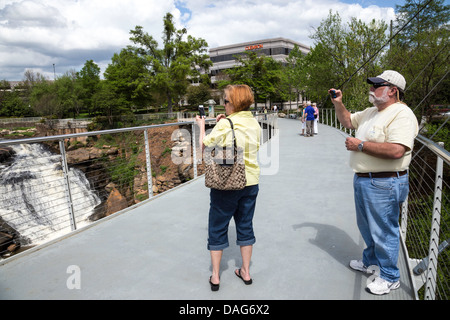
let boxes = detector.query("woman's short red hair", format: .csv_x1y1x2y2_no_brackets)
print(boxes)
225,84,255,112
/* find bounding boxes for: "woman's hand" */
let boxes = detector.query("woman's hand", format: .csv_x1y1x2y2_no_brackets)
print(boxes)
216,114,226,122
195,115,205,128
195,115,206,151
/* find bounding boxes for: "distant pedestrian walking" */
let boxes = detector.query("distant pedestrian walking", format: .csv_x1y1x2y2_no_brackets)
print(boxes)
304,103,315,137
300,102,306,135
313,103,319,134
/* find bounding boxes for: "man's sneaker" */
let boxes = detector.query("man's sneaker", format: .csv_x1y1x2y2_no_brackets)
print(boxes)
349,260,370,273
366,276,400,295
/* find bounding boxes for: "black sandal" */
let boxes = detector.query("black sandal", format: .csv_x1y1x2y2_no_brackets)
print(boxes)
209,276,220,291
235,269,252,285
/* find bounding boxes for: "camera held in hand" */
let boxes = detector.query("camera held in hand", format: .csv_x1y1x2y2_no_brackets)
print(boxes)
198,105,206,118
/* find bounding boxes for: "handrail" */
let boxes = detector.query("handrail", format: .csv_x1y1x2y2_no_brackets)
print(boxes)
415,134,450,165
0,114,277,260
0,112,277,146
0,120,206,146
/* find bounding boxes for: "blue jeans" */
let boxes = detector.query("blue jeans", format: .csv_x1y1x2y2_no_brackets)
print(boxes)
208,185,259,250
353,173,409,282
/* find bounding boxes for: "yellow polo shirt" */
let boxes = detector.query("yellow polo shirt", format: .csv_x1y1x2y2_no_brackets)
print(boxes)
203,111,261,186
350,102,418,173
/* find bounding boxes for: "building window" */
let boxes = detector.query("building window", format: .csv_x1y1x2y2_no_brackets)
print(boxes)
210,46,293,64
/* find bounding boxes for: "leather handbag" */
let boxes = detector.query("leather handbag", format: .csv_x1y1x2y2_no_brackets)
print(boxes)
204,118,247,190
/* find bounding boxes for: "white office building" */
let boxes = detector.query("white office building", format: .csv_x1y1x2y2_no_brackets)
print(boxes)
209,37,310,83
208,37,310,109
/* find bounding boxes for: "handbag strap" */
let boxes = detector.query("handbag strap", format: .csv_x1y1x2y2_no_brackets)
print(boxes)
225,118,237,148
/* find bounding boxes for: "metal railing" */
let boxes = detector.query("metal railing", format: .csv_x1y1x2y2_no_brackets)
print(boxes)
0,114,277,259
1,110,447,299
318,108,449,300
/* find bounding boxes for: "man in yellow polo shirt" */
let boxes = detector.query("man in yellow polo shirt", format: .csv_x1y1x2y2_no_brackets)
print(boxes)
329,70,418,295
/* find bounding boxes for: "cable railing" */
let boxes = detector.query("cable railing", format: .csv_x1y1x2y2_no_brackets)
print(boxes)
318,108,449,300
0,114,277,260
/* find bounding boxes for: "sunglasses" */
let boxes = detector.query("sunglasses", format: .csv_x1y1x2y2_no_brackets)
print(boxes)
372,83,391,89
224,99,230,104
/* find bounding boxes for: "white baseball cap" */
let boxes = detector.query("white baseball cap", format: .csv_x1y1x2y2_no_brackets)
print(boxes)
367,70,406,91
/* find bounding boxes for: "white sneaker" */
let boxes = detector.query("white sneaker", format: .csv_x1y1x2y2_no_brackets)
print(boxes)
366,276,400,295
349,260,370,273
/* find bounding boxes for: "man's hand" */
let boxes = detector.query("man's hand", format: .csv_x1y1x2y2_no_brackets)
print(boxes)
345,137,361,152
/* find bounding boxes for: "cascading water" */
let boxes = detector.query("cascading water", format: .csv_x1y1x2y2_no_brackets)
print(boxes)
0,143,101,246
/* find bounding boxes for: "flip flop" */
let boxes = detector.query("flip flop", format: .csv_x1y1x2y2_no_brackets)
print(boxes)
235,269,252,285
209,276,220,291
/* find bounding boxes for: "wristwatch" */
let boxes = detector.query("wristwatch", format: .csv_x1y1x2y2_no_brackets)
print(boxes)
358,141,365,152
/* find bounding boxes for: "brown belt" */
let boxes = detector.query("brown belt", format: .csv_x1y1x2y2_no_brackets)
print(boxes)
356,170,407,178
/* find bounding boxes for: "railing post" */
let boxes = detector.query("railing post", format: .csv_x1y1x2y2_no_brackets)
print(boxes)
59,139,77,231
400,196,409,238
424,145,444,300
144,129,153,198
192,123,198,179
334,112,337,129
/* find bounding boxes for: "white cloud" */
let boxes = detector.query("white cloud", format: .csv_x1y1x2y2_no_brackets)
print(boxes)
184,0,397,48
0,0,398,80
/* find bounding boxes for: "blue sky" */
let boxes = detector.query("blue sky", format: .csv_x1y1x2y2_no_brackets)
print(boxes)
1,0,448,80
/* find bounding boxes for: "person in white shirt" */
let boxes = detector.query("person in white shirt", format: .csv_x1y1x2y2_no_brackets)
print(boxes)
329,70,418,295
312,103,319,134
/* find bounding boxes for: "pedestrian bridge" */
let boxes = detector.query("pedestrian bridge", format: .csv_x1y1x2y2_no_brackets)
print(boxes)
0,116,446,300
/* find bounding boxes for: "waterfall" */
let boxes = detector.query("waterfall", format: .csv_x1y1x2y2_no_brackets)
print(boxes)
0,143,101,246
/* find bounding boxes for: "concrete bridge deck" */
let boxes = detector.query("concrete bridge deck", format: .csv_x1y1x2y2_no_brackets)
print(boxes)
0,119,415,300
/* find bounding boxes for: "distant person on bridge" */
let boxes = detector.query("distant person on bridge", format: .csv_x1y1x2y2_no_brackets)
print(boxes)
312,102,319,135
196,84,261,292
303,102,315,137
300,102,307,135
329,70,418,295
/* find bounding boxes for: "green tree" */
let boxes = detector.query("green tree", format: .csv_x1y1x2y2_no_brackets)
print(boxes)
306,11,388,109
129,12,211,113
104,47,151,111
92,80,128,126
54,70,81,118
0,82,30,117
186,83,212,107
29,79,58,117
28,71,79,118
384,0,450,119
220,51,283,107
283,45,308,106
77,60,101,116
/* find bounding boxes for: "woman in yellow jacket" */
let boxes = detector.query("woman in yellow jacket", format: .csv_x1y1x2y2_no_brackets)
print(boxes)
196,84,261,291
